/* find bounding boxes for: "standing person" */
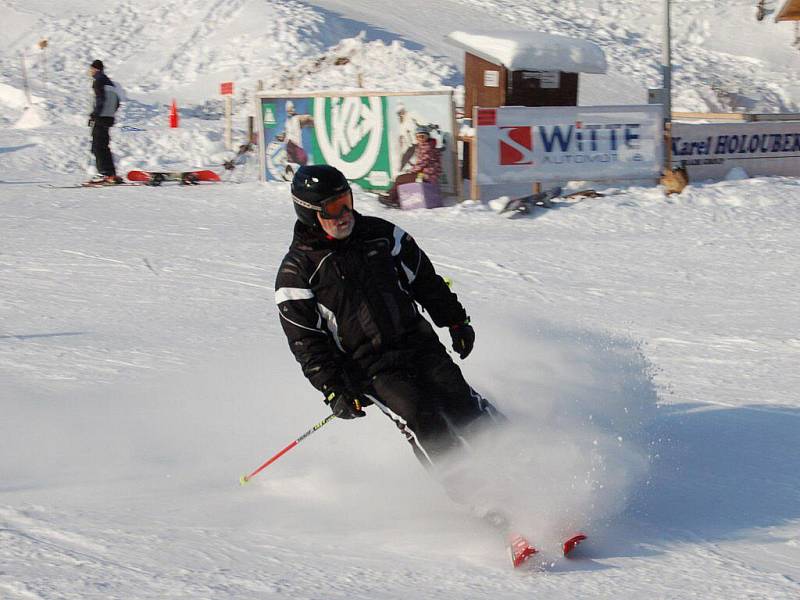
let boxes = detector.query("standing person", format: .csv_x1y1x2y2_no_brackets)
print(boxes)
275,165,498,476
88,59,121,184
380,125,442,207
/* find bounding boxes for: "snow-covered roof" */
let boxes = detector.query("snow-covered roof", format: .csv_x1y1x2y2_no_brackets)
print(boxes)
445,30,607,74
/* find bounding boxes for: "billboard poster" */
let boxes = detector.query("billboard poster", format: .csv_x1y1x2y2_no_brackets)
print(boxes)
257,91,456,193
475,105,663,184
671,121,800,180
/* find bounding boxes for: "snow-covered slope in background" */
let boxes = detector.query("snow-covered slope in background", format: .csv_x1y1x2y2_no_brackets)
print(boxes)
1,1,800,598
2,0,800,176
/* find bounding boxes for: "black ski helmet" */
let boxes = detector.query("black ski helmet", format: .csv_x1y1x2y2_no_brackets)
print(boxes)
290,165,351,227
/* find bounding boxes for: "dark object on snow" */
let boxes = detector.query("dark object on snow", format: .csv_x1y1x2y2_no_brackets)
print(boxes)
499,186,562,216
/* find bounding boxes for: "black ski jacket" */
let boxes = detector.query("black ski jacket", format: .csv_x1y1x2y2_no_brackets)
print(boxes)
91,71,120,124
275,213,467,392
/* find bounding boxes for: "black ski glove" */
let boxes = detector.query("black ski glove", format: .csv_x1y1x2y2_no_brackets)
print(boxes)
324,388,367,419
449,319,475,359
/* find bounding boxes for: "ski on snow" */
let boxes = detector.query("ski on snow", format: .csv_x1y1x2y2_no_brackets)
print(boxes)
481,509,587,568
40,181,144,189
41,169,222,189
507,532,588,568
508,533,538,568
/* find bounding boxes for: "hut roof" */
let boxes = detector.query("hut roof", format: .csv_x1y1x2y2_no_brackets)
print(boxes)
445,30,607,74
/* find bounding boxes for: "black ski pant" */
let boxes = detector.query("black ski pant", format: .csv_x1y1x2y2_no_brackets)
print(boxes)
366,343,495,469
91,121,116,176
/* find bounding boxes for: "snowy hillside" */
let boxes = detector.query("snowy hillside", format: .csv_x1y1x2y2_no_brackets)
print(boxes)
2,0,800,177
2,0,800,598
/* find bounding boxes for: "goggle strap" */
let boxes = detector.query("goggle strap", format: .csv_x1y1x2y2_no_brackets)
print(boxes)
292,194,323,213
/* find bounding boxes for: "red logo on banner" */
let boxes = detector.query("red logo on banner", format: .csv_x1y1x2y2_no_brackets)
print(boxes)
220,82,234,95
477,109,497,126
499,126,534,165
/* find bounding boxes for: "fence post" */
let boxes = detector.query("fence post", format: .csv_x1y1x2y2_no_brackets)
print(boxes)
470,135,480,201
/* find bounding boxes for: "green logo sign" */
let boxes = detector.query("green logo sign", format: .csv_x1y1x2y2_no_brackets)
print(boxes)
263,103,277,128
312,96,389,183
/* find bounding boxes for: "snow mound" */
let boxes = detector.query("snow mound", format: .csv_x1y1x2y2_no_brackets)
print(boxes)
0,83,30,110
724,166,749,180
265,33,456,92
14,105,46,129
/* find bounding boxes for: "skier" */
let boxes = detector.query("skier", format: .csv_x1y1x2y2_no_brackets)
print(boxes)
282,100,314,166
274,165,570,566
394,103,420,172
87,59,122,184
275,164,497,472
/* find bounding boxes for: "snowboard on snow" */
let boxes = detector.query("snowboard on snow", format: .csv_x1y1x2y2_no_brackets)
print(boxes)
126,169,221,186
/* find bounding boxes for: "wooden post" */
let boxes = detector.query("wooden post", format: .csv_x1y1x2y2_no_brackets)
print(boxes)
224,95,233,151
247,115,255,145
664,121,672,172
451,94,463,202
533,182,542,195
469,135,480,201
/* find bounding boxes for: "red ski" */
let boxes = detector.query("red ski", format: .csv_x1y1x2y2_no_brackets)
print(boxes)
508,533,538,568
507,532,587,567
127,169,221,186
563,533,588,557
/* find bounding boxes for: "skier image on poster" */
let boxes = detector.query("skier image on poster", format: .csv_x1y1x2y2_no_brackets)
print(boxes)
276,164,504,508
395,102,423,172
282,100,314,166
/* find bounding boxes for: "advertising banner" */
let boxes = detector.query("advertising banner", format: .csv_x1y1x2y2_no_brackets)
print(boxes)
256,91,457,193
671,121,800,180
475,105,663,184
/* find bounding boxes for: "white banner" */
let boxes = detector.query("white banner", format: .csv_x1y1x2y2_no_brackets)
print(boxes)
671,121,800,180
475,105,663,184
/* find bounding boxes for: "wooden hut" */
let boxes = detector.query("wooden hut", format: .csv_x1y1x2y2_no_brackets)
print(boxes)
776,0,800,21
445,30,607,118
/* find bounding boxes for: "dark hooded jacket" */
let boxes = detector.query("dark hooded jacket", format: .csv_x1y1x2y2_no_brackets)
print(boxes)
91,70,120,125
275,213,467,392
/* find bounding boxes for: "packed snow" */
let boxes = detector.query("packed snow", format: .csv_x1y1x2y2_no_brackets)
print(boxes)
2,0,800,598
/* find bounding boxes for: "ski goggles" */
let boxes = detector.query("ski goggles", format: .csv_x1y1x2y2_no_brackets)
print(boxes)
318,191,353,220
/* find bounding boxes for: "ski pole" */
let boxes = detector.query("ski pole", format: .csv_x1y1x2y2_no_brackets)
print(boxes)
239,413,336,485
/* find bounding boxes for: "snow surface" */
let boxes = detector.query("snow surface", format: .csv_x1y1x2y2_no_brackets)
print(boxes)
445,30,607,73
2,0,800,598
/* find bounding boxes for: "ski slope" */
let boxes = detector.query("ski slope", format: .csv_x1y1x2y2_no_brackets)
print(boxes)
2,1,800,598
